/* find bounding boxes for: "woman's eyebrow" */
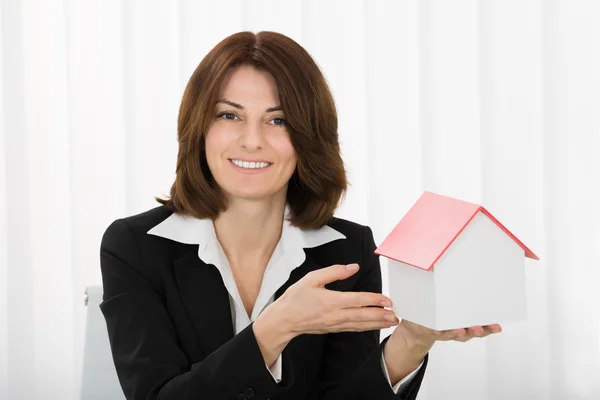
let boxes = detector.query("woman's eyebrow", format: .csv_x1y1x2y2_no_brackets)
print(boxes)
217,98,282,113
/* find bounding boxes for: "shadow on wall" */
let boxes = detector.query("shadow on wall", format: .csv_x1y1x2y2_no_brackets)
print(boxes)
81,286,125,400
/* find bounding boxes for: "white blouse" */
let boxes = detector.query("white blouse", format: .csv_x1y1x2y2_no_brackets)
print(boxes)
148,212,421,394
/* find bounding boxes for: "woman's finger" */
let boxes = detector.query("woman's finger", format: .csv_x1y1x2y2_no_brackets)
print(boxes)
442,328,473,342
335,307,398,324
466,326,485,337
484,324,502,333
333,320,399,333
478,325,500,337
333,291,392,309
465,325,502,338
305,264,360,287
435,327,468,341
427,323,503,344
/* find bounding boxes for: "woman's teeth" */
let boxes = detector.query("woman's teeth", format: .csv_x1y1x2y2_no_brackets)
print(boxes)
230,159,271,169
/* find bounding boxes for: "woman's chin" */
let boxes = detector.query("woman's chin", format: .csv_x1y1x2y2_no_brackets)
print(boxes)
223,185,287,203
225,189,275,202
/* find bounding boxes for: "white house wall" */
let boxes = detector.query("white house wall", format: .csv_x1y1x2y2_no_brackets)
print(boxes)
387,258,437,329
433,211,527,330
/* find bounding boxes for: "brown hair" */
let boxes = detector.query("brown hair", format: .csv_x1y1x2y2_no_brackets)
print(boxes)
157,31,348,230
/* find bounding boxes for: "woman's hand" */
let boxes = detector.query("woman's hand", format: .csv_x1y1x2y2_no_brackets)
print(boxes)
382,318,503,385
394,319,502,349
273,264,398,336
276,263,399,335
253,263,399,366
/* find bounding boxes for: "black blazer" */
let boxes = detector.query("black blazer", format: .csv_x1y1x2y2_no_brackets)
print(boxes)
99,206,428,400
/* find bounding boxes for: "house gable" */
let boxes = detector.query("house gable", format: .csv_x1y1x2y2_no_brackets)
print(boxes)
432,212,527,329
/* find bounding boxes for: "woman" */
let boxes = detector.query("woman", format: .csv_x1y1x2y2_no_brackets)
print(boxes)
100,31,501,400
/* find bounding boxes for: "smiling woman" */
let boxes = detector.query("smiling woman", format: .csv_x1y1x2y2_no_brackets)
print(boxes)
156,31,347,230
204,66,298,203
99,31,432,400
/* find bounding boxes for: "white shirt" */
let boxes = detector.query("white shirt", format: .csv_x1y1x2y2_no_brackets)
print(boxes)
148,212,422,394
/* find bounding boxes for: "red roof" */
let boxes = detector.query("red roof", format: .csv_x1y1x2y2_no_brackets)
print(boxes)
375,191,539,271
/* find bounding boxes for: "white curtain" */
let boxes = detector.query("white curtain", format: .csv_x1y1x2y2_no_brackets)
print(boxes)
1,0,599,399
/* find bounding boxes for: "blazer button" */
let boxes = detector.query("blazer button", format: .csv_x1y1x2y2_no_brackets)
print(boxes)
244,388,255,398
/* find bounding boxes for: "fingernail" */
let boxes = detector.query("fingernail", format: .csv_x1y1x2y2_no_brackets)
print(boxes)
380,299,392,307
384,313,397,322
345,264,359,271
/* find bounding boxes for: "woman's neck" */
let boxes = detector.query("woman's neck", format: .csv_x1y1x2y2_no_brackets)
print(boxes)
213,196,287,269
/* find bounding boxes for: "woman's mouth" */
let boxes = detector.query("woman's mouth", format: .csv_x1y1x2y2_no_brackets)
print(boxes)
228,159,272,170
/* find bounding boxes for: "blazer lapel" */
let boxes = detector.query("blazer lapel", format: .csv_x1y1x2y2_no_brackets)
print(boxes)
274,252,321,300
173,244,234,357
172,241,323,365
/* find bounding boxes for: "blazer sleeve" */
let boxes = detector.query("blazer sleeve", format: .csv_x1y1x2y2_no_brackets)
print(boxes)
99,219,293,400
306,226,428,400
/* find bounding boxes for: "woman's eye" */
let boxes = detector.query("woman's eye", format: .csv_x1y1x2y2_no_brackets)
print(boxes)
270,117,287,127
217,112,238,121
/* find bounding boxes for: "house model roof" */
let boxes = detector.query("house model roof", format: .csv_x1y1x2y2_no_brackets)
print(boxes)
375,191,539,271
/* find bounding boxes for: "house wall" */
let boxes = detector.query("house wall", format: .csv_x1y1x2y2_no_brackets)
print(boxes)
433,211,527,330
387,258,437,329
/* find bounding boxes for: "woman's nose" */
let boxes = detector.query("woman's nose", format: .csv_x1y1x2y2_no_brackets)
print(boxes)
238,121,266,150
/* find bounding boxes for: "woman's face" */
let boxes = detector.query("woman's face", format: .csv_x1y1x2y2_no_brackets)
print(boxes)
205,65,297,202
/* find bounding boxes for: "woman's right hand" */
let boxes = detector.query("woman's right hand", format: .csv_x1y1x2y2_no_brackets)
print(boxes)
261,263,398,337
253,263,398,367
277,263,399,335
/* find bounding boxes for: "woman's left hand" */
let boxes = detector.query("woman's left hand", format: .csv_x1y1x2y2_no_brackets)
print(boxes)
392,318,502,348
382,318,503,384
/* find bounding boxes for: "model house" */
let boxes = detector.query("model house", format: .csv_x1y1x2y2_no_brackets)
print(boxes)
375,191,539,331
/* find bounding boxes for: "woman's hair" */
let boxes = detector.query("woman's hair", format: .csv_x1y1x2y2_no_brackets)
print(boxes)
157,31,347,230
